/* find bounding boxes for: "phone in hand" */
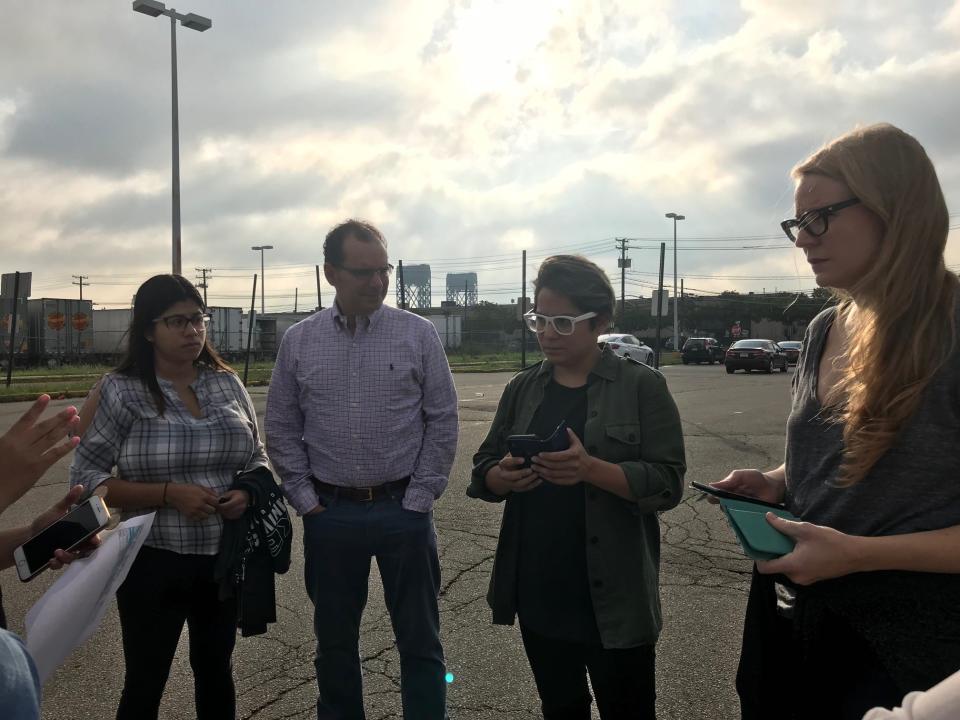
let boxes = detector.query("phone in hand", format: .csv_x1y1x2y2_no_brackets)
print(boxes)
507,421,570,468
14,496,110,582
689,480,784,510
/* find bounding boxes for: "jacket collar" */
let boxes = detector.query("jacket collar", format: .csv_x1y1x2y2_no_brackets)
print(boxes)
535,346,620,383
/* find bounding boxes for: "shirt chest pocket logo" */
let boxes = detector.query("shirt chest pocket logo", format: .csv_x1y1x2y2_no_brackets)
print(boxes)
603,423,642,461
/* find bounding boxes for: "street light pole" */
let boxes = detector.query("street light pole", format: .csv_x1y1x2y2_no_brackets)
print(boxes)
251,245,273,315
132,0,212,276
170,10,180,275
665,212,685,351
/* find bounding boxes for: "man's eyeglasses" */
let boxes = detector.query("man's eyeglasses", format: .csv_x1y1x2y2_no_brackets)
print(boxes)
336,264,394,280
153,312,212,331
523,311,597,335
781,198,861,244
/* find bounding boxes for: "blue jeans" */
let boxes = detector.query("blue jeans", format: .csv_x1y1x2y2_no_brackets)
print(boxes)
0,629,41,720
303,485,446,720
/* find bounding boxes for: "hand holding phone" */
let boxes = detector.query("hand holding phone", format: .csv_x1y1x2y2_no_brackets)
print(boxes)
506,422,570,469
690,480,785,510
15,493,110,582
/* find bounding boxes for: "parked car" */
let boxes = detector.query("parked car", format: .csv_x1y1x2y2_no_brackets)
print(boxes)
778,340,803,365
681,337,724,364
598,334,655,364
725,339,789,374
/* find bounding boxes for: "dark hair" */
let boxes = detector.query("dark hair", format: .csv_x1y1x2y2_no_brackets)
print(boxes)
533,255,615,328
115,274,233,415
323,219,388,267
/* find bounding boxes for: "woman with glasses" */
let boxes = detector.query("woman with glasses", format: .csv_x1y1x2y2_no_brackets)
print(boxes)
468,255,685,720
70,274,269,720
712,124,960,720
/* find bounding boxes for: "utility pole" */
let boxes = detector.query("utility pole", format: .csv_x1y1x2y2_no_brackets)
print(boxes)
615,238,631,330
294,287,298,313
195,267,211,305
315,265,322,310
397,260,406,309
521,250,527,370
72,275,89,301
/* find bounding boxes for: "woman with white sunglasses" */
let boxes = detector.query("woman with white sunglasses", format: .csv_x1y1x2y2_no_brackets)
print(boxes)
468,254,686,720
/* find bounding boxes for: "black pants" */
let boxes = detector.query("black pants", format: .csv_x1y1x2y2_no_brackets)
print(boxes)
115,545,237,720
737,569,904,720
519,624,656,720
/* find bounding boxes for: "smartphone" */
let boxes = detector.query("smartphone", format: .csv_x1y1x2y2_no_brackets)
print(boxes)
689,480,785,510
14,496,110,582
507,421,570,468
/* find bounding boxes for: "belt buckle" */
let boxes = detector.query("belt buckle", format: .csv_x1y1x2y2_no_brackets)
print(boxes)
360,487,374,502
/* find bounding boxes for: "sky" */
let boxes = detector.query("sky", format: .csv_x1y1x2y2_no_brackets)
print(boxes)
2,0,960,311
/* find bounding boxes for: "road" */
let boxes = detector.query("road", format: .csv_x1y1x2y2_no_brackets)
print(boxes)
0,364,794,719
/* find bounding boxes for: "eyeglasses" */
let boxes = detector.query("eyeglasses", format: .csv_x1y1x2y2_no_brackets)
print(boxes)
336,264,394,280
780,197,861,243
153,312,212,331
523,311,597,335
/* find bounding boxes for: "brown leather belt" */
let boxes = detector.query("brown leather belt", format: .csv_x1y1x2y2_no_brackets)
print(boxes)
311,476,410,502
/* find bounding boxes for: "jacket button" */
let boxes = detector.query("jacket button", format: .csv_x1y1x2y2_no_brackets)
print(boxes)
587,445,598,454
590,536,599,544
661,490,671,498
589,410,598,417
592,579,603,588
628,433,636,441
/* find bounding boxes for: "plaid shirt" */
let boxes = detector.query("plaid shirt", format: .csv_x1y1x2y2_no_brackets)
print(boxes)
265,303,459,515
69,368,269,555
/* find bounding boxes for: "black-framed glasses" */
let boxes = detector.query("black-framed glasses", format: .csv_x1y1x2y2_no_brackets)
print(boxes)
523,311,597,335
336,264,394,280
780,198,861,243
153,312,212,331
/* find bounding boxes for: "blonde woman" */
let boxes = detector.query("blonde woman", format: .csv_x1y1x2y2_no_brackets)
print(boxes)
712,124,960,720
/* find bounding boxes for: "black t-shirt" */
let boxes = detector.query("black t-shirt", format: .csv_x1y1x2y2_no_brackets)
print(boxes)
515,379,600,644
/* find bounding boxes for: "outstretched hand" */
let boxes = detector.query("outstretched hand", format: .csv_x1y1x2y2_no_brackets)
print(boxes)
0,395,80,512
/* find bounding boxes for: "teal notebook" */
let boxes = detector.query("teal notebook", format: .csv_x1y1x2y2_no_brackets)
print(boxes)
719,498,797,561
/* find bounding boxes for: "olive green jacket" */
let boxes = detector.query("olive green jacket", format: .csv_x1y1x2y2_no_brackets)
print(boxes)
468,348,686,648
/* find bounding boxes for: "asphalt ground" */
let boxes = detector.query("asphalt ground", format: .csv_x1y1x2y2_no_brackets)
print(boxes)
0,363,794,719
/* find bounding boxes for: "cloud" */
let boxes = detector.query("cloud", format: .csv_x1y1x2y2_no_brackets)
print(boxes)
3,0,960,309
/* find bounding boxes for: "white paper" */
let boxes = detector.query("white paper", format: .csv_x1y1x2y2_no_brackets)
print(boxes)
24,512,155,684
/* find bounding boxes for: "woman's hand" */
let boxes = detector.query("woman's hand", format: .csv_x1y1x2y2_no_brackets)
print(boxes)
485,455,541,496
531,429,593,486
711,469,786,505
217,489,250,520
30,485,101,569
166,483,219,522
756,514,862,585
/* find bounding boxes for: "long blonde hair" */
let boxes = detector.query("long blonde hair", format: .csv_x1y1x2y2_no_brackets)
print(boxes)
794,124,958,485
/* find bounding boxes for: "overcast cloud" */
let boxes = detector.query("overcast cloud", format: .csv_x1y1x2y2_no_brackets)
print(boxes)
2,0,959,309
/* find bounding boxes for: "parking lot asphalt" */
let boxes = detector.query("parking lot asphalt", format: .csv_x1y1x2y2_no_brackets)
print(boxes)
0,363,795,719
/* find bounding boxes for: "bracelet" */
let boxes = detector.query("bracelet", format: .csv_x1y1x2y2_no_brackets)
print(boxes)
161,482,169,506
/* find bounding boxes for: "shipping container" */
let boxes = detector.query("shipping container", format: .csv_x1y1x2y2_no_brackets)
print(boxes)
207,306,243,354
27,299,95,360
91,308,133,355
0,297,29,357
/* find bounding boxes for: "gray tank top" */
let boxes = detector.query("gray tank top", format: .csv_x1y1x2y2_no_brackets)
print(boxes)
785,304,960,536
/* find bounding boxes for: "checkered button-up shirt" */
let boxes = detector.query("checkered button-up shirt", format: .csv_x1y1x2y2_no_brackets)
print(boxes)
265,303,459,515
69,368,269,555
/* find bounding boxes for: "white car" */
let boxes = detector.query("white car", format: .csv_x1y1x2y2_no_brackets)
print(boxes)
597,333,655,364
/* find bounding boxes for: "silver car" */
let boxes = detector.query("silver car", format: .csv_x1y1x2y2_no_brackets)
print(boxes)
597,333,655,364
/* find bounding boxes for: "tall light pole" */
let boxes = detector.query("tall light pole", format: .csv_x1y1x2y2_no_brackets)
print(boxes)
665,212,685,350
132,0,212,276
251,245,274,314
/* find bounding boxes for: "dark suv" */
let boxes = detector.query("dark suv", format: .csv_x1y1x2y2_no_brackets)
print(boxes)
681,337,723,365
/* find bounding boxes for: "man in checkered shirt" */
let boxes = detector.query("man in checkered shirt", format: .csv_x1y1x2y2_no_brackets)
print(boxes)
265,219,458,720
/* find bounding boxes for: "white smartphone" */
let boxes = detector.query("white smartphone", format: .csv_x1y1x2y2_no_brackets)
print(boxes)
14,496,110,582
